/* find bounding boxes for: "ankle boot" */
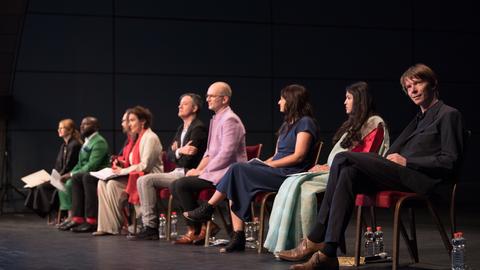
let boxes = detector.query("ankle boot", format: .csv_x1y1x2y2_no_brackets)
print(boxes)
220,231,245,253
184,202,215,222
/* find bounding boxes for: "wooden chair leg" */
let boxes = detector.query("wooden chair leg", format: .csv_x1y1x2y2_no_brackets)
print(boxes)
131,205,137,234
354,205,363,266
392,203,402,270
205,220,212,247
56,207,62,224
166,195,173,241
426,200,452,253
257,192,276,254
408,208,419,262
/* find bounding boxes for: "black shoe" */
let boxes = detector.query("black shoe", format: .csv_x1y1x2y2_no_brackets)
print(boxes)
71,222,97,233
126,226,159,241
56,219,71,229
184,202,214,222
220,231,245,253
58,221,80,231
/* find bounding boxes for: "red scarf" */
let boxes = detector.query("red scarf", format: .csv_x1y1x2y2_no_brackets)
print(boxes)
116,135,135,168
125,129,146,204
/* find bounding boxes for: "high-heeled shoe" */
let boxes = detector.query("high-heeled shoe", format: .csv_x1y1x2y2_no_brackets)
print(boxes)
184,202,215,222
220,231,245,253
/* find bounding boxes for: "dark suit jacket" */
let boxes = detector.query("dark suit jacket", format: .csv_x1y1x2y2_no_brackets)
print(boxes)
167,117,207,170
54,138,82,175
387,100,465,192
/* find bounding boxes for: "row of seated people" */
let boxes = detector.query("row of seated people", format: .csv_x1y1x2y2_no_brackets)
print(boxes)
24,63,465,270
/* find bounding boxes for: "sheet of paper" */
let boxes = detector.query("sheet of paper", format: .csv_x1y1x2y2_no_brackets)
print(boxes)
247,158,270,167
90,167,128,180
21,170,50,188
50,169,66,192
286,171,313,177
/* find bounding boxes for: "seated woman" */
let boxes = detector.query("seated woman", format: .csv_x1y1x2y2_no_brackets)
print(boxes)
184,84,319,253
264,81,389,253
24,119,82,222
94,106,163,235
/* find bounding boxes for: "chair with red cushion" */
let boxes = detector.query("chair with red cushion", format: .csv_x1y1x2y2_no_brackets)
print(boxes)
153,151,178,240
353,130,470,270
254,141,323,253
202,144,264,246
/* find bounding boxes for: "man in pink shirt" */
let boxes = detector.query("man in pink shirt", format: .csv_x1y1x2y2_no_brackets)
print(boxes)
170,81,247,245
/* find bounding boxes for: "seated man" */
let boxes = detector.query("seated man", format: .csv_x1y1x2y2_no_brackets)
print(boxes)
169,81,247,245
279,63,465,270
127,93,207,240
58,116,109,232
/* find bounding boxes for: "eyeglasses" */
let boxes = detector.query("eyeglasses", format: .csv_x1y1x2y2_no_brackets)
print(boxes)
205,94,224,100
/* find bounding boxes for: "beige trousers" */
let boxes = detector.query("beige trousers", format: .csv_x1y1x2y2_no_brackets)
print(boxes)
97,177,128,234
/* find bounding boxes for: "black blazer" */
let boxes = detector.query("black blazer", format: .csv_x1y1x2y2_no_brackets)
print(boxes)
54,138,82,175
167,117,208,170
387,101,465,192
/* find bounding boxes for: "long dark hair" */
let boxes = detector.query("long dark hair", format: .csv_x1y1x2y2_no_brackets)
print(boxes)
278,84,315,135
332,81,375,149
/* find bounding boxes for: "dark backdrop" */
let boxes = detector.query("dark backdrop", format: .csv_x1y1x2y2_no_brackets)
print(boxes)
4,0,478,211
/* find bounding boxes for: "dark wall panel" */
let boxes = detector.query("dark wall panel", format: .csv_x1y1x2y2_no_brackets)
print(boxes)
273,26,412,79
17,15,112,72
272,0,412,29
116,19,271,76
28,0,112,15
10,72,113,130
115,75,273,132
115,0,270,22
413,1,475,31
414,32,480,82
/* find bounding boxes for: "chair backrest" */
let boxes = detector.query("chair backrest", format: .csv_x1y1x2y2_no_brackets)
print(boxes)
246,144,262,160
161,151,176,173
311,141,323,167
450,129,471,234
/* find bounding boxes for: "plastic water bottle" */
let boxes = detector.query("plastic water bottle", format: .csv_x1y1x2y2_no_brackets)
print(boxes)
158,214,166,240
253,217,259,245
245,217,259,249
245,221,255,249
452,232,466,270
170,212,178,239
374,226,384,255
364,226,375,257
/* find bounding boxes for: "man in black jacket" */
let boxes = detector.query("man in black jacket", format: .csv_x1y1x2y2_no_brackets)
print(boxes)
279,64,465,270
128,93,207,241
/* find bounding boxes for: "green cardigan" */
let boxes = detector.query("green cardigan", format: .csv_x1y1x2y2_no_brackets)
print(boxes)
71,132,109,176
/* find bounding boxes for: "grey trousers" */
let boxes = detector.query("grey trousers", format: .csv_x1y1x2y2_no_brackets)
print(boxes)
137,170,185,228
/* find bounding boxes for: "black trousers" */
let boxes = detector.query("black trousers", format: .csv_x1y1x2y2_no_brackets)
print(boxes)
71,172,99,219
24,182,57,218
308,152,426,244
170,176,215,227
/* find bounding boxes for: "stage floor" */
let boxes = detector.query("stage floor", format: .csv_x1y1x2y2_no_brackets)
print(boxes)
1,208,479,270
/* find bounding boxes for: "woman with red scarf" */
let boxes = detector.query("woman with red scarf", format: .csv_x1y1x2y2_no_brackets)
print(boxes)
95,106,163,235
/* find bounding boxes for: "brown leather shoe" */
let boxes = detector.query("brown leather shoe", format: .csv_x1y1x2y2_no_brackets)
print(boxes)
289,251,339,270
278,239,325,262
173,229,198,244
193,222,221,245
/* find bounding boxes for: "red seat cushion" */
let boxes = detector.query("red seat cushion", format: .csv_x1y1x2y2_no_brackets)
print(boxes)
355,194,376,207
198,188,215,201
158,187,171,199
375,191,416,208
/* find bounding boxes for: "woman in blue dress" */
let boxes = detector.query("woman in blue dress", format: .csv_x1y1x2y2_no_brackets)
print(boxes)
184,84,319,253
